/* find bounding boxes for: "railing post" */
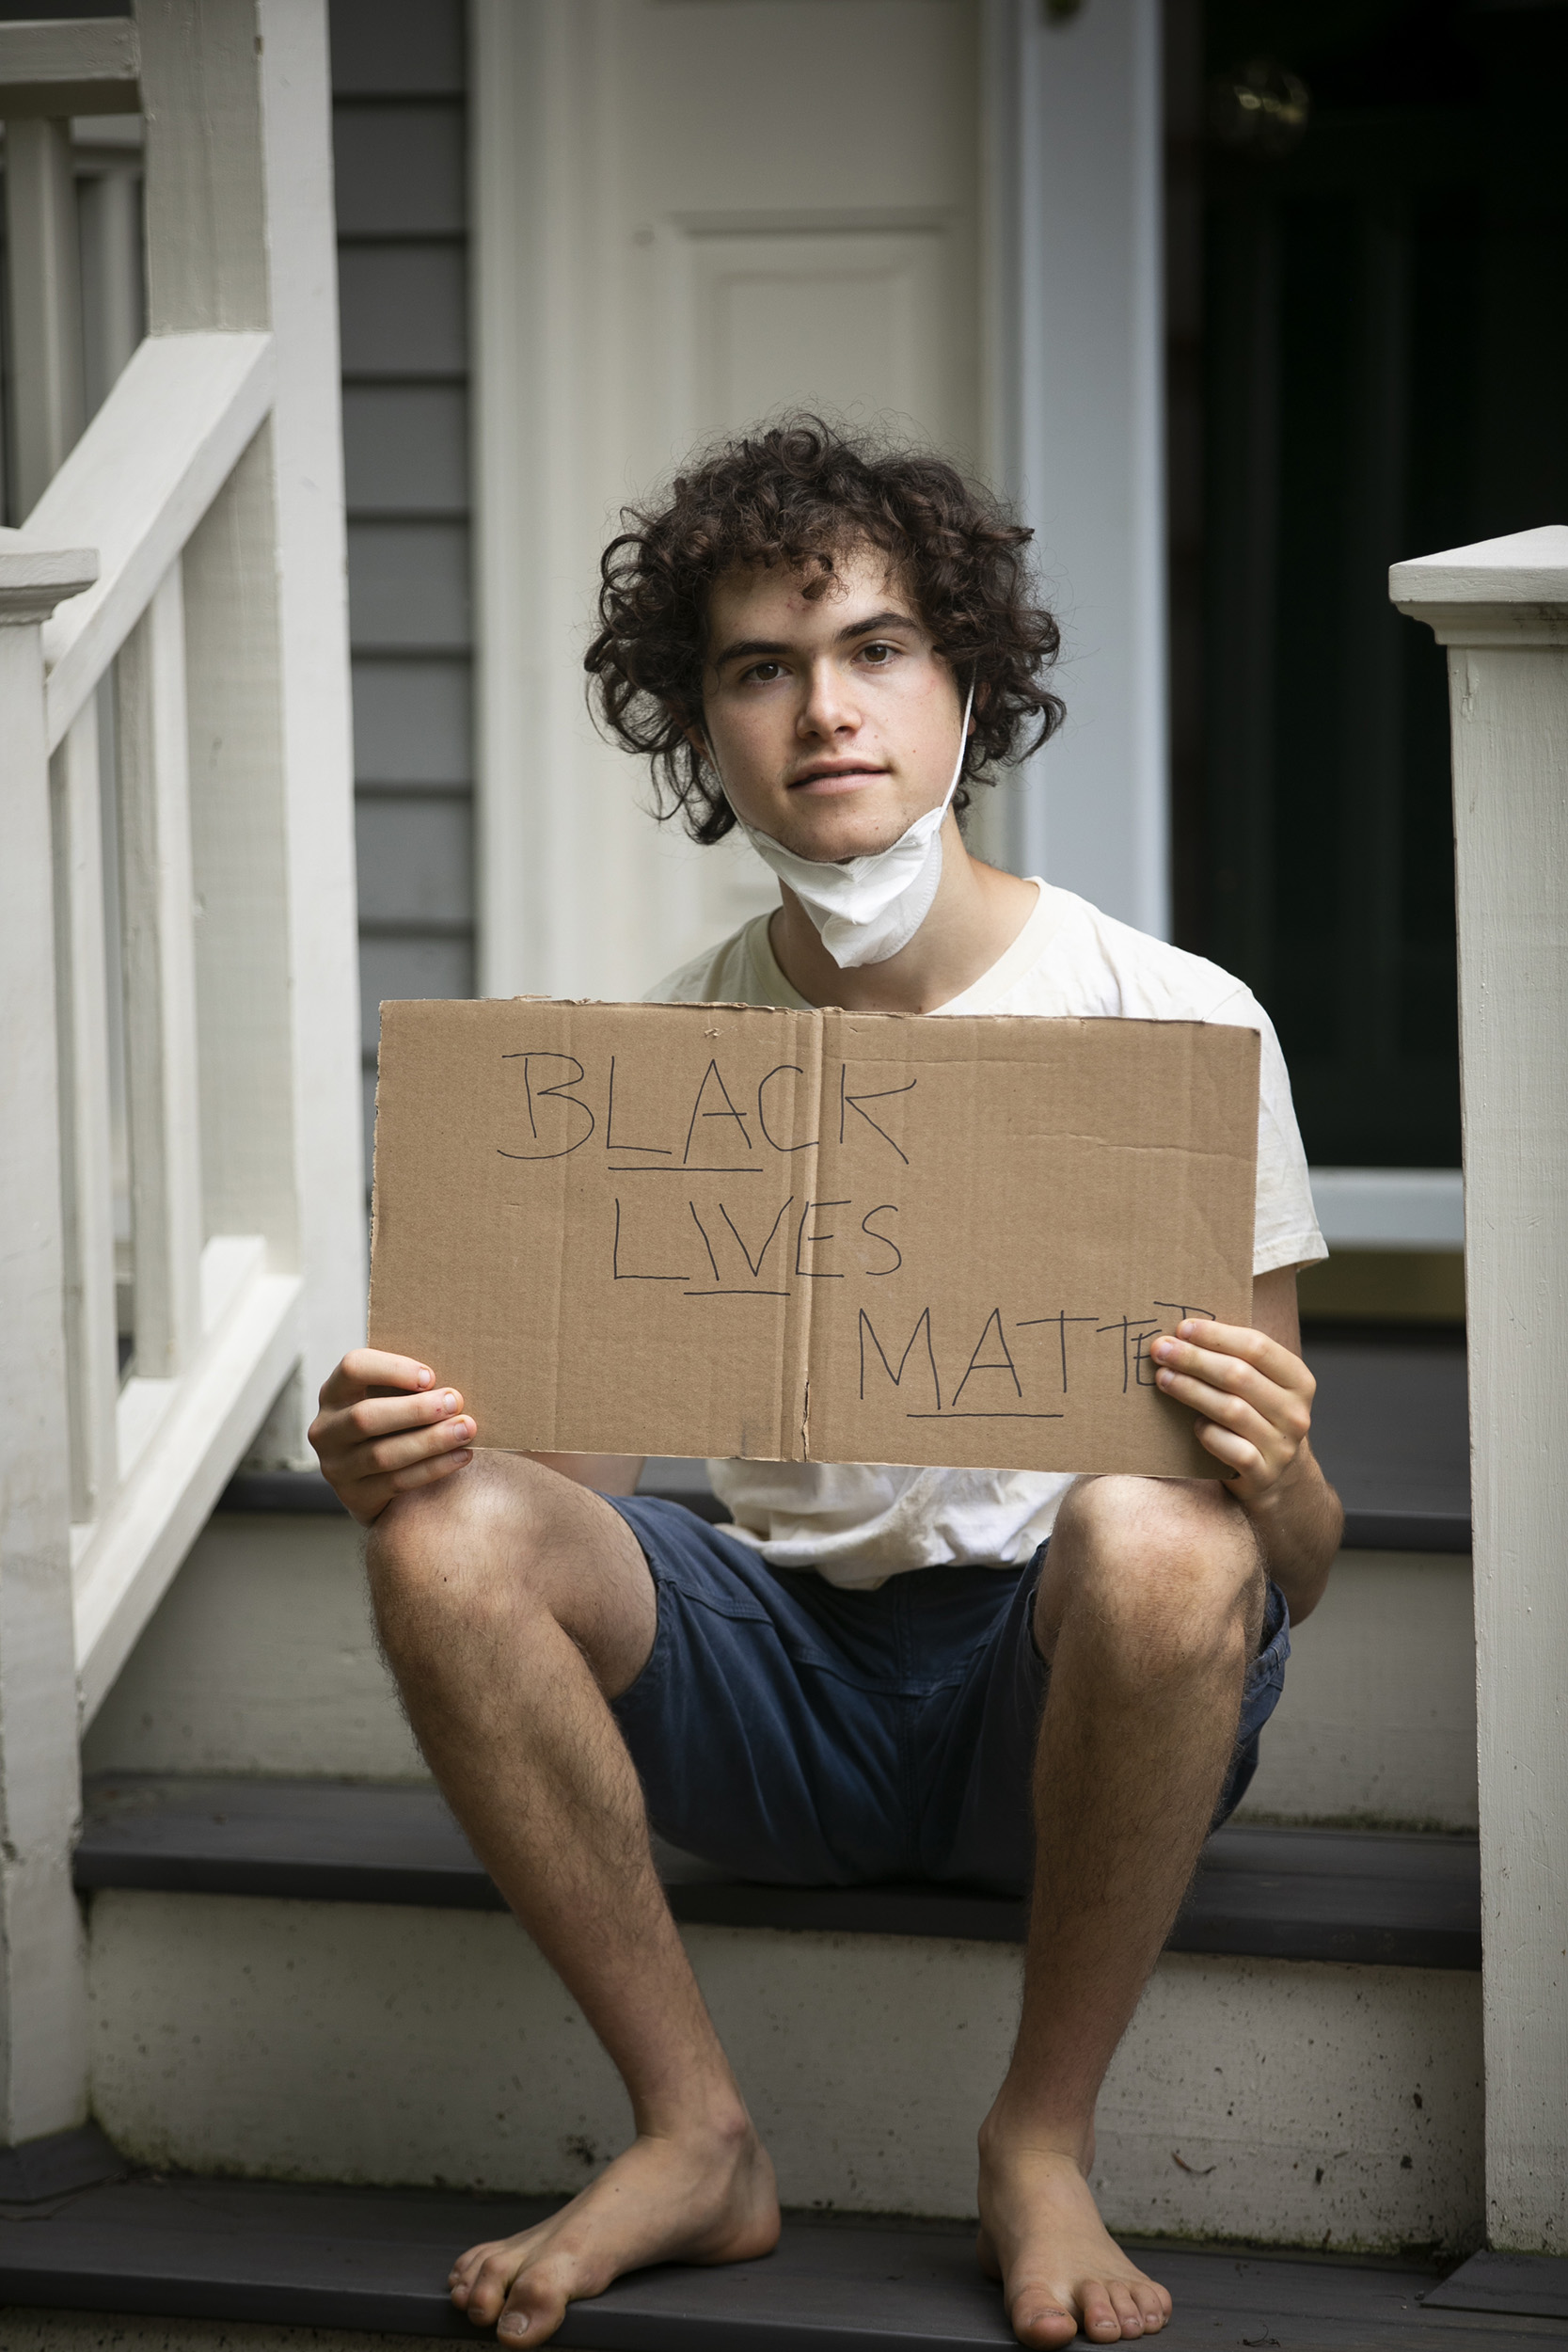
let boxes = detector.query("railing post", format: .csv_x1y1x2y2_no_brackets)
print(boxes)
0,538,99,2144
1391,526,1568,2254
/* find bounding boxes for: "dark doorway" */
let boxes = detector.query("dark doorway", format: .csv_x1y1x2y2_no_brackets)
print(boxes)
1168,0,1568,1169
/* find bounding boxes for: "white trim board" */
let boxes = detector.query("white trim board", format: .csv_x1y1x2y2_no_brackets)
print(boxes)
1309,1168,1465,1252
983,0,1169,934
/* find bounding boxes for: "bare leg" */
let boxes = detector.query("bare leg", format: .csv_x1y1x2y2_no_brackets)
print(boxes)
367,1456,780,2343
977,1476,1265,2347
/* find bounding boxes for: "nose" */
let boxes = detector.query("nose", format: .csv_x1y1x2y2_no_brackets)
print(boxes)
799,654,861,742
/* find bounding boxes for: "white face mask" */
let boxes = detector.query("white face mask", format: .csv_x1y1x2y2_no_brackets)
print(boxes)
706,679,975,970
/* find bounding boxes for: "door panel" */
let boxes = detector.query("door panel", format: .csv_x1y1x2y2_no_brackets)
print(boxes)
682,223,967,454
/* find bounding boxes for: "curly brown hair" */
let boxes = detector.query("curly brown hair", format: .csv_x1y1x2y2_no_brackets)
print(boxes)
583,416,1065,845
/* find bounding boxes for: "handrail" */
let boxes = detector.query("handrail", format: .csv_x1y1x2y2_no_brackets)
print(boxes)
29,329,275,748
74,1240,303,1720
0,17,139,118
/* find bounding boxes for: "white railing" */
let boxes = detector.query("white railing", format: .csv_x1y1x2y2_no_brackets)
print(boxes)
0,0,362,2148
22,334,304,1720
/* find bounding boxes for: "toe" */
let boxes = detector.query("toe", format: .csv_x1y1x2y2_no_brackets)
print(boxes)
1009,2299,1080,2350
1108,2283,1145,2336
1137,2288,1170,2333
496,2275,568,2346
467,2248,528,2328
1081,2283,1121,2342
450,2242,493,2307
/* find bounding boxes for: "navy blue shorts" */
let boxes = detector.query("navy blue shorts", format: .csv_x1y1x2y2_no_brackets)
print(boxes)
604,1497,1291,1897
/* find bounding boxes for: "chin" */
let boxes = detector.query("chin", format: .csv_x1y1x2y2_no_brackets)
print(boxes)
785,810,906,862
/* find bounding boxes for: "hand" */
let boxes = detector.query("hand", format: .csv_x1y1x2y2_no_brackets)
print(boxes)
1149,1318,1315,1509
309,1349,476,1527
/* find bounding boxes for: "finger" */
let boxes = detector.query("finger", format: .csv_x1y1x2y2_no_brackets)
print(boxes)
1153,1343,1310,1446
1155,1369,1281,1455
1156,1334,1312,1424
320,1349,435,1408
1195,1417,1263,1482
1177,1319,1313,1396
341,1387,467,1443
356,1445,474,1519
356,1415,474,1481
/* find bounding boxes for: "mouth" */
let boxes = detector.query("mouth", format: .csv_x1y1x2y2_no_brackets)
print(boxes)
788,763,889,793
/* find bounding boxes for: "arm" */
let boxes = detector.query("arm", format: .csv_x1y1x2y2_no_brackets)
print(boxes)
309,1349,643,1528
1148,1265,1343,1625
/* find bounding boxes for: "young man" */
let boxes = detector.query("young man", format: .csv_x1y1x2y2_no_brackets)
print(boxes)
310,422,1341,2348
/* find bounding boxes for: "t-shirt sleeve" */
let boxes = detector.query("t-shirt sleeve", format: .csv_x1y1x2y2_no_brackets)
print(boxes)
1210,987,1327,1276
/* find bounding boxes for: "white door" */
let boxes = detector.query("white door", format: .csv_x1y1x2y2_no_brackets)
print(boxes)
473,0,982,1000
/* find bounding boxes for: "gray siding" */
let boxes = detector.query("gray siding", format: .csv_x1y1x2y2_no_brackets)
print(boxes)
329,0,473,1174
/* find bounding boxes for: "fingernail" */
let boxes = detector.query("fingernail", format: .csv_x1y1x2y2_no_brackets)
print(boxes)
452,1448,473,1465
417,1368,434,1387
443,1391,459,1412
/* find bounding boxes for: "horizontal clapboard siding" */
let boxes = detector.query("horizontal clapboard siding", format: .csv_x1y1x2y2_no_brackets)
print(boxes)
329,0,473,1177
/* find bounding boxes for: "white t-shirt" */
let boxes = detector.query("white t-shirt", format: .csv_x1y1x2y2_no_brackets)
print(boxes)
646,882,1326,1588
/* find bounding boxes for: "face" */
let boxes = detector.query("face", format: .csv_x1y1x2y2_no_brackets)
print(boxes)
694,543,968,862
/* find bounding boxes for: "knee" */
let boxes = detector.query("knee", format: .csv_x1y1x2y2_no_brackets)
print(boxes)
365,1453,560,1650
1043,1475,1264,1668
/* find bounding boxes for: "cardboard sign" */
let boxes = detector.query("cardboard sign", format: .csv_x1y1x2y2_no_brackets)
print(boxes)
369,999,1259,1476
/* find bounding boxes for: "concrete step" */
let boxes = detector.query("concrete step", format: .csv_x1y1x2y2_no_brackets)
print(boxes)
83,1479,1480,1832
0,2175,1555,2350
76,1773,1483,1970
74,1776,1485,2252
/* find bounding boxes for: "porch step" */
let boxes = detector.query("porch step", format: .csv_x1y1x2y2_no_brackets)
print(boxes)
76,1773,1483,1971
0,2175,1540,2350
216,1461,1474,1552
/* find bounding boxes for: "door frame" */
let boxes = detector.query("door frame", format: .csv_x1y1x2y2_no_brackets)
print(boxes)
468,0,1171,998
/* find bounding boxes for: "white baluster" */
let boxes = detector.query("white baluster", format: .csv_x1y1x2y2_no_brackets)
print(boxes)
116,561,203,1381
1,117,85,517
50,698,119,1524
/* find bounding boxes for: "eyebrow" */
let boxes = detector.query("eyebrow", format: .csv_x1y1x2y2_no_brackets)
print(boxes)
709,609,923,674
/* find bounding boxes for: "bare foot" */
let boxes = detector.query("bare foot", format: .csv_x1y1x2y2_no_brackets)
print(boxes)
977,2129,1172,2346
450,2114,780,2342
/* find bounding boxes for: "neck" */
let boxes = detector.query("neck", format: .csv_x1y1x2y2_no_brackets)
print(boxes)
768,811,1039,1013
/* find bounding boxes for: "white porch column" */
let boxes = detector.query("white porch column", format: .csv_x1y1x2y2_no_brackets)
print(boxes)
0,539,100,2143
1392,526,1568,2253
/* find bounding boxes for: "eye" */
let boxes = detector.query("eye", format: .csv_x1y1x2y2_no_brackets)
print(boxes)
739,660,786,685
859,640,898,666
